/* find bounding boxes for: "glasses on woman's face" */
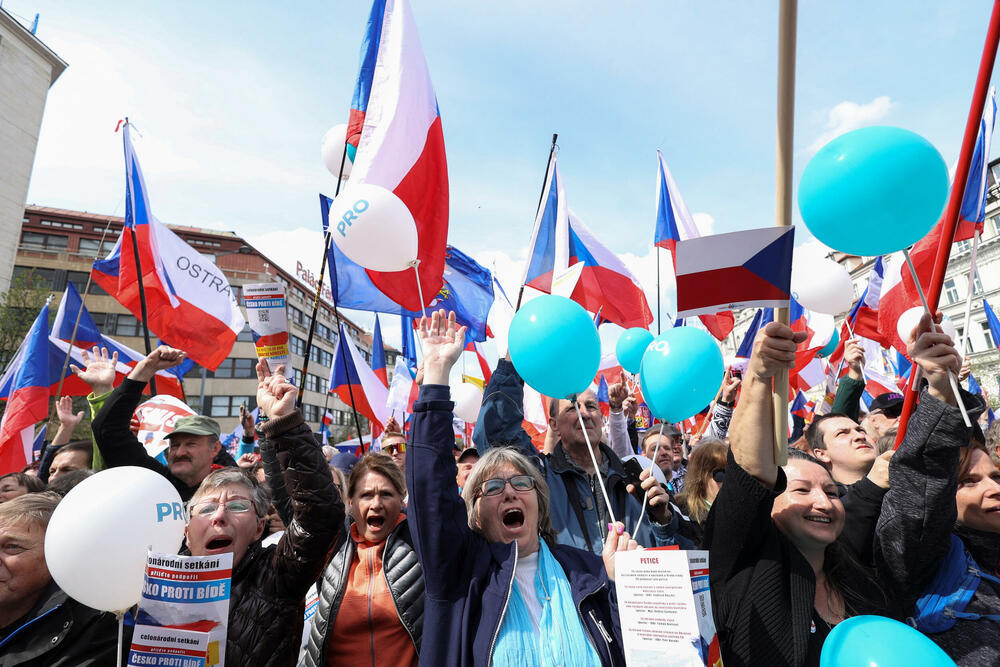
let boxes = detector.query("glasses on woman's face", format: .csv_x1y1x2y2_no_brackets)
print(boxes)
712,469,725,484
188,498,254,519
478,474,535,498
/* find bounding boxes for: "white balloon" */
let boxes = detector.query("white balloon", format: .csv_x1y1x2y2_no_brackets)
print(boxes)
329,183,418,272
45,467,186,611
321,124,353,179
791,255,855,315
808,312,836,348
452,383,485,423
896,307,961,356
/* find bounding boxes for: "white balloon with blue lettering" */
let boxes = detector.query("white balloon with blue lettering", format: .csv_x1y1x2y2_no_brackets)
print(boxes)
329,183,418,272
44,466,186,611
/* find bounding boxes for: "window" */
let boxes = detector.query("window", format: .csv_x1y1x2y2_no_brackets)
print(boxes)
291,335,306,357
236,323,254,342
982,320,995,349
944,279,960,305
288,306,306,328
956,239,972,253
21,232,68,251
973,270,985,295
111,313,140,337
40,219,83,230
310,345,332,368
64,271,107,297
78,238,117,258
209,395,254,418
302,404,321,423
11,266,56,290
213,358,255,379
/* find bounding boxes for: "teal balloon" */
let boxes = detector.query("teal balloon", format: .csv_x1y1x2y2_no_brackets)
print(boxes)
346,143,357,162
616,327,654,374
820,615,955,667
816,329,840,358
799,126,948,256
639,327,723,422
508,295,601,399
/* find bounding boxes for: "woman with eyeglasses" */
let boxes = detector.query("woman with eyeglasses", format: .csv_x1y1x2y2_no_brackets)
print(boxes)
407,310,633,666
182,361,343,667
300,452,423,667
675,439,728,544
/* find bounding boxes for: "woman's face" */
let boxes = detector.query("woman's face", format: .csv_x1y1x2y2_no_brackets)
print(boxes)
350,470,404,543
474,463,540,556
956,447,1000,533
771,461,844,554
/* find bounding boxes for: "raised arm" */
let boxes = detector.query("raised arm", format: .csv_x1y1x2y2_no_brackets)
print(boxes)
830,340,866,421
256,361,342,594
606,382,633,458
471,352,537,458
706,369,739,441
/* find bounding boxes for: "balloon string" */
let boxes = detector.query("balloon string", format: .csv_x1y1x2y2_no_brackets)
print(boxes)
632,422,664,535
116,610,124,667
902,247,971,427
576,403,617,527
410,260,428,320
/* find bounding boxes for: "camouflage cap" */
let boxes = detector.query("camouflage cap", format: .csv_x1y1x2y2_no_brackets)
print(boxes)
164,415,221,439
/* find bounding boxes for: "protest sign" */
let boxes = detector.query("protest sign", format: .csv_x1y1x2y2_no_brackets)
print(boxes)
130,551,233,667
615,549,721,667
128,626,209,667
135,395,197,459
243,283,290,372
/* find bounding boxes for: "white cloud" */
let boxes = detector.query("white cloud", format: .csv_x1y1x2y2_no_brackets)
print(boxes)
245,227,324,279
808,96,894,154
692,212,715,236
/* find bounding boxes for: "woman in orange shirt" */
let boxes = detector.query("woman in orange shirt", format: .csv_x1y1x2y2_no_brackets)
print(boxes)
300,453,423,667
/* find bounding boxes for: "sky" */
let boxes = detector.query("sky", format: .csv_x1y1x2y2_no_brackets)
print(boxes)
8,0,1000,355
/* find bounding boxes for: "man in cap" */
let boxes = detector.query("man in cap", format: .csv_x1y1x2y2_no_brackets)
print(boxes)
861,392,904,441
455,446,479,491
91,346,228,501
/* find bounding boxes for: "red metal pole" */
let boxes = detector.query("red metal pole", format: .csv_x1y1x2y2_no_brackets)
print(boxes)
895,0,1000,448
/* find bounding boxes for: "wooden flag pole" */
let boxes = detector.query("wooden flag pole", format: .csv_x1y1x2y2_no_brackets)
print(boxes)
895,0,1000,448
772,0,797,467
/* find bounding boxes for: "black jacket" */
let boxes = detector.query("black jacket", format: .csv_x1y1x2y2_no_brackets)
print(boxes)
0,582,123,667
223,410,343,667
300,518,424,666
875,388,1000,665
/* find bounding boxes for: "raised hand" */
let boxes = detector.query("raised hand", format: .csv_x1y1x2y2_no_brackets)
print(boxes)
240,403,255,434
128,346,187,384
844,339,866,380
256,360,297,418
608,382,627,412
748,322,807,381
418,310,467,386
384,415,402,434
236,453,258,470
55,395,85,430
908,313,961,405
720,367,741,403
626,467,672,525
70,346,118,396
602,521,640,581
622,395,638,419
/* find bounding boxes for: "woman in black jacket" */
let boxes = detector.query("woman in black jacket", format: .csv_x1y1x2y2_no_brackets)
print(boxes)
704,322,889,667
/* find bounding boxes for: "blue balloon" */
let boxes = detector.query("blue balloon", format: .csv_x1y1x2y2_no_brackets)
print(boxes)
345,142,357,163
639,327,723,422
820,615,955,667
616,327,654,374
508,295,601,399
816,329,840,358
799,126,948,256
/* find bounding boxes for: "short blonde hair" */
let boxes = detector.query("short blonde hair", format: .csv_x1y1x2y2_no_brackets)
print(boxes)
460,448,554,544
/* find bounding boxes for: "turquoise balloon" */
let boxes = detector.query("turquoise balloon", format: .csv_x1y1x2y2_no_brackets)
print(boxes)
346,143,357,162
820,615,955,667
616,327,654,374
799,126,948,256
816,329,840,358
508,295,601,399
639,327,723,422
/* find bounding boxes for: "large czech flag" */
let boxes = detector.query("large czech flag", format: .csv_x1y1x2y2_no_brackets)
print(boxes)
91,125,245,370
345,0,449,311
329,324,390,432
0,304,53,473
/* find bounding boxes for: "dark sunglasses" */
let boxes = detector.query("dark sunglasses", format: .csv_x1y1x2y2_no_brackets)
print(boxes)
479,475,535,497
712,469,725,484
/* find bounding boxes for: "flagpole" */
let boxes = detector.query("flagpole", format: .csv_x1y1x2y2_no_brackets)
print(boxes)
515,133,558,311
895,0,1000,448
961,231,981,356
771,0,797,466
656,247,662,335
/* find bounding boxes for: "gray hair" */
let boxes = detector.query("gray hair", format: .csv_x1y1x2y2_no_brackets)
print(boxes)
0,491,61,528
188,467,270,520
460,448,554,544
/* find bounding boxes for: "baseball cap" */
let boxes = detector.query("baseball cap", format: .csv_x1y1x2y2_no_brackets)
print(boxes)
868,393,904,417
164,415,221,439
457,448,480,463
645,421,682,437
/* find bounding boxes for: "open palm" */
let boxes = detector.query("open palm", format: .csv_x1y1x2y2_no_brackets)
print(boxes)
418,310,466,371
70,347,118,394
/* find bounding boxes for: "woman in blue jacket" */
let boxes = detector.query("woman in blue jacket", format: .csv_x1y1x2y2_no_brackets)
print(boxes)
406,310,631,666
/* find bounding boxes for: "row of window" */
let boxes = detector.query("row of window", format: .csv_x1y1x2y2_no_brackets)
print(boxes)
12,266,109,297
20,232,118,259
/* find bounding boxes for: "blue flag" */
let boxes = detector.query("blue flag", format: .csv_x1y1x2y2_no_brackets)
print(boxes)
984,299,1000,349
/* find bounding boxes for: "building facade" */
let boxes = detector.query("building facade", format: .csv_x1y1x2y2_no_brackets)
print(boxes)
14,205,398,437
0,8,66,293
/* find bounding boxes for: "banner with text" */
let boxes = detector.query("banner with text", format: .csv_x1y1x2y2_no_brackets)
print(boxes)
243,283,290,374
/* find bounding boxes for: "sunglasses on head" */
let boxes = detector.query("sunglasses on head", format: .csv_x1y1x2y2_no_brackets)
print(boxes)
712,469,725,484
478,475,535,498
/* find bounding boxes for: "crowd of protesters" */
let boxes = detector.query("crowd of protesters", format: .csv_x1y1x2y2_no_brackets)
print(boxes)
1,308,999,666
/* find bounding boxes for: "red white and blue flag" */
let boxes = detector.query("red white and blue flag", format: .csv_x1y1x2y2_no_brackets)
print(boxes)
344,0,449,311
736,308,774,358
790,390,811,419
91,125,244,370
329,324,389,431
0,303,53,473
464,340,492,384
597,374,611,419
956,87,998,242
523,154,653,329
674,226,795,318
371,315,388,388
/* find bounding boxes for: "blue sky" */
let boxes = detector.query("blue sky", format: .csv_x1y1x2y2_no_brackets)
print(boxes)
9,0,1000,349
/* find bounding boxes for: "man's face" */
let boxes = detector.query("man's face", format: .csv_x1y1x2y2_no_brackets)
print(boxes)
185,484,265,566
550,390,603,450
862,409,900,441
167,434,221,486
812,417,876,478
49,449,90,481
643,434,675,475
671,436,685,468
0,520,51,613
0,478,28,503
382,437,406,475
457,455,479,489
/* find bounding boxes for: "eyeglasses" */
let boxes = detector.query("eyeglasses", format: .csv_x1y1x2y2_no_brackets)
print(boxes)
712,469,725,484
479,475,535,497
383,441,406,453
188,499,254,518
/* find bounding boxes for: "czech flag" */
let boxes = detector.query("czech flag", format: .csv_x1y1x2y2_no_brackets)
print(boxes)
0,304,53,473
984,298,1000,349
400,315,418,375
790,390,810,418
736,308,774,358
956,87,997,242
371,315,388,388
523,154,653,329
464,340,492,384
675,226,795,318
344,0,449,311
329,324,389,434
597,374,610,419
91,124,244,370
